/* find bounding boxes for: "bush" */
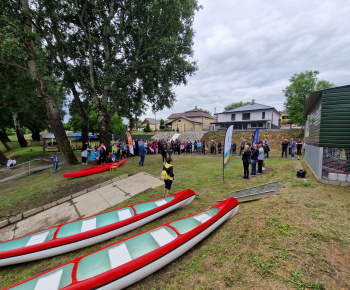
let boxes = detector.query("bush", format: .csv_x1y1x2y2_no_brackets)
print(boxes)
281,120,291,125
163,128,170,132
144,123,151,132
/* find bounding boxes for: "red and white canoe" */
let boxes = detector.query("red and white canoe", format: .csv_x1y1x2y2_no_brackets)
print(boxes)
63,160,126,178
0,189,195,267
5,197,239,290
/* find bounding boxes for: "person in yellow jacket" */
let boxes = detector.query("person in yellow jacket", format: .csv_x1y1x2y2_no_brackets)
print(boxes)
163,158,174,197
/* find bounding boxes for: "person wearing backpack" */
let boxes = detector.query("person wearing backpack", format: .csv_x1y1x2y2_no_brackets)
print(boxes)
162,158,174,197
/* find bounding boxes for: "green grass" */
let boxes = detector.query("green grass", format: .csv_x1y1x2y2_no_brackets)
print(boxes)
0,136,349,289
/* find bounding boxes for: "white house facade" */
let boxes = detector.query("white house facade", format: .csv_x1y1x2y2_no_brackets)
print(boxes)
211,101,281,130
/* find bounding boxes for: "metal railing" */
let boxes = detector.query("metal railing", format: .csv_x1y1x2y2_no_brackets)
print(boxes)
0,159,54,184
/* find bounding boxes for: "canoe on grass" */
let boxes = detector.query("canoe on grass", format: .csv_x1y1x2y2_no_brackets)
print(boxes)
0,189,195,267
5,197,239,290
63,160,126,178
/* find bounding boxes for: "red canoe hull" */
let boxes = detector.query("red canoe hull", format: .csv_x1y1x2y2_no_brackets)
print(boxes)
63,160,126,178
0,189,195,267
5,197,239,290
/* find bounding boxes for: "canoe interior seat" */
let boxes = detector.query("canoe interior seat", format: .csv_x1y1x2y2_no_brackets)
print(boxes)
150,228,176,247
193,213,211,224
108,243,132,269
26,231,50,247
34,268,63,290
134,197,174,214
81,218,97,233
170,209,220,234
117,209,132,221
155,200,167,207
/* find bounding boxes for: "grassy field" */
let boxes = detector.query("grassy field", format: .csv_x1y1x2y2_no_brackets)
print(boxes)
0,136,349,289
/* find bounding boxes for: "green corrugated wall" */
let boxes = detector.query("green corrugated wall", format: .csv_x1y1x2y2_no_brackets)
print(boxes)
320,85,350,148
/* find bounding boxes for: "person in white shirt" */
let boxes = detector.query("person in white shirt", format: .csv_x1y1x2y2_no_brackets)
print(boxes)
257,144,264,174
6,157,16,169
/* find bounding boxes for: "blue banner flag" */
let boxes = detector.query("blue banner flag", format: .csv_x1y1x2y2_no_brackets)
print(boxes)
253,128,260,144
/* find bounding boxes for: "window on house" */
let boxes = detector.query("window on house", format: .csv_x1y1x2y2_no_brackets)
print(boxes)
231,114,235,121
242,113,250,120
178,120,181,122
251,123,264,128
262,112,265,119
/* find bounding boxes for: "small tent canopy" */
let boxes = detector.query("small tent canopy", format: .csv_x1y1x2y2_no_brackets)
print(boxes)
41,133,55,145
41,133,55,139
68,132,98,139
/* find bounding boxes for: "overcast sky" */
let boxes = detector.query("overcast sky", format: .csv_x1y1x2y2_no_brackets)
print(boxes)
142,0,350,121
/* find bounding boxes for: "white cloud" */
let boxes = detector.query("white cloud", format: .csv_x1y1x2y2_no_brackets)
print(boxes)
143,0,350,121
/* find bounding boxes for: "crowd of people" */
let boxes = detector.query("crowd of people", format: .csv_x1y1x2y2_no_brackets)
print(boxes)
281,138,304,159
45,135,303,192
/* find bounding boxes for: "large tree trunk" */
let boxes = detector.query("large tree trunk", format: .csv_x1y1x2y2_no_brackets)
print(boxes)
27,125,41,141
98,108,112,152
1,128,11,142
69,82,89,145
0,150,8,165
13,114,28,148
21,0,78,165
0,131,11,150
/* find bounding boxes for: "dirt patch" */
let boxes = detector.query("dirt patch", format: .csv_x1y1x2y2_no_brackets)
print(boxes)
203,131,304,156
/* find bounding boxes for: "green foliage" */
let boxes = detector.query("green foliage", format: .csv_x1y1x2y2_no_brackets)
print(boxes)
176,127,179,133
163,128,170,132
67,104,124,134
160,119,165,126
199,108,212,115
224,101,251,111
281,120,292,125
283,71,334,125
144,123,151,132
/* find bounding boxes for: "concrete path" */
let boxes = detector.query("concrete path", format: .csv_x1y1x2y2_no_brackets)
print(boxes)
0,172,163,241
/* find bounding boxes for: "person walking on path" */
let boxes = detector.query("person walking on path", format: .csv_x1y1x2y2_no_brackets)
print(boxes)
289,138,296,159
242,145,251,179
281,139,288,158
257,143,264,174
163,158,174,197
50,153,59,173
250,144,258,176
138,141,146,167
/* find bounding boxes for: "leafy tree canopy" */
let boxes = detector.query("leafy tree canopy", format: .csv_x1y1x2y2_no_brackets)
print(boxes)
67,103,124,135
224,101,251,111
283,70,334,125
160,119,165,126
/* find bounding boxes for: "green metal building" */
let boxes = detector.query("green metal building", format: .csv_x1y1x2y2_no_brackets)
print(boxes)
303,85,350,185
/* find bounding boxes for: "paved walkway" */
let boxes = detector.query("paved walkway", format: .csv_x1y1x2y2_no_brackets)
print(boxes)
0,172,163,241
